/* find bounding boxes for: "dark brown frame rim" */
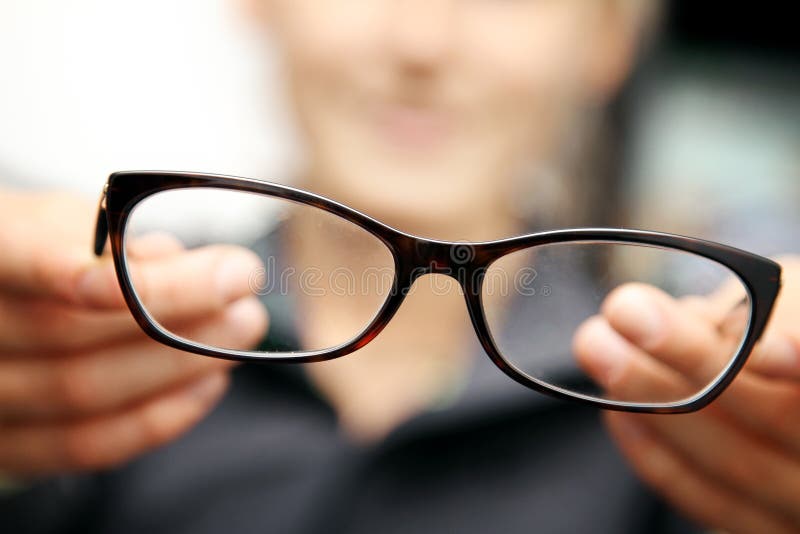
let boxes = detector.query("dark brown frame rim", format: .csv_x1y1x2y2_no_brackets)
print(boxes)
95,170,783,413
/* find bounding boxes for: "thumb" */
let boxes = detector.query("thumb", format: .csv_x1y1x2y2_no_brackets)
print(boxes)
0,231,96,304
0,190,97,303
746,331,800,381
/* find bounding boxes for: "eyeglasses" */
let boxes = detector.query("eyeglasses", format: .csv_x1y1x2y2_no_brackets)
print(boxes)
94,171,782,413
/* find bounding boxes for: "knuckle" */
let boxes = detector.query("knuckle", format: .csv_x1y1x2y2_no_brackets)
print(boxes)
97,262,122,300
29,245,58,294
763,389,800,438
129,231,184,258
639,324,670,356
606,356,635,394
63,416,141,471
691,355,723,387
721,448,764,489
641,458,671,492
170,349,214,375
571,315,604,355
33,307,81,346
52,359,98,413
62,425,107,470
209,248,236,307
636,443,680,493
136,402,179,447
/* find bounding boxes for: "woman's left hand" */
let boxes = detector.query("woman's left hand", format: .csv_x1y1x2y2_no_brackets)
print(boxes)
574,256,800,534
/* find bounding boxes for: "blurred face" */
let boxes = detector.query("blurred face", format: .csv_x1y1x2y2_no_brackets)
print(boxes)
252,0,639,239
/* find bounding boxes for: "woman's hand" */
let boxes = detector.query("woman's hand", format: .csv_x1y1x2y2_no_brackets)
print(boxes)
0,189,268,478
574,256,800,534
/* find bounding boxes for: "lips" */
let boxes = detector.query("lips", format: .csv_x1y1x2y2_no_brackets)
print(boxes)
372,104,452,151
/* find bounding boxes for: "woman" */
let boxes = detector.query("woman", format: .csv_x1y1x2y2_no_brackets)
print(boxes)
1,1,799,532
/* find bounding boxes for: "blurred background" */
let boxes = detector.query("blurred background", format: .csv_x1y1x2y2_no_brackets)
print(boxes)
620,1,800,256
0,0,797,254
0,0,296,193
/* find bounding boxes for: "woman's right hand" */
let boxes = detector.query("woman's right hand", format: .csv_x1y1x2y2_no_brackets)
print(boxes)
0,188,268,478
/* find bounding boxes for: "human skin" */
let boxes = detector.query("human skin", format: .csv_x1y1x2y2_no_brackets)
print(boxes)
251,0,800,531
0,190,268,476
573,263,800,533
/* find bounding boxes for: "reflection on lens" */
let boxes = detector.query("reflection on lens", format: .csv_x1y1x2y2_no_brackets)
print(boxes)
124,188,395,354
482,242,751,406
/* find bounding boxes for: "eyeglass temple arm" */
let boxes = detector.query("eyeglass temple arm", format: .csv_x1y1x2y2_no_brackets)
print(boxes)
93,187,109,257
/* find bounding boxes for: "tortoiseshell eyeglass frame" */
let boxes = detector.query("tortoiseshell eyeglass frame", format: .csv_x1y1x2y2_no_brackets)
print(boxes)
94,171,783,414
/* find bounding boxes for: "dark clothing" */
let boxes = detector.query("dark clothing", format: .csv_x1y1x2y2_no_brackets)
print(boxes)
3,354,699,534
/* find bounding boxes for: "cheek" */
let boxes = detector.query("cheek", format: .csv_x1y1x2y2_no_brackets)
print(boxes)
276,1,382,90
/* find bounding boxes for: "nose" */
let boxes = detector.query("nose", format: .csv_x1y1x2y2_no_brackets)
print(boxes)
385,0,455,73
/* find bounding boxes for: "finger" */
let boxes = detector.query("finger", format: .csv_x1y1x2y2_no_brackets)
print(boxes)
0,229,182,310
710,371,800,458
0,295,139,352
603,284,800,456
0,297,267,418
125,232,185,260
573,315,692,403
0,192,96,302
764,256,800,334
704,275,751,324
0,233,190,352
0,371,229,477
605,412,797,534
601,283,740,387
0,238,262,352
592,311,800,456
746,331,800,380
677,295,719,322
75,245,263,324
618,410,800,525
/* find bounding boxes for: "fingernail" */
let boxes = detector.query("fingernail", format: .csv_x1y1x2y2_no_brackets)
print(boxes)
609,287,664,349
216,253,261,302
186,373,226,401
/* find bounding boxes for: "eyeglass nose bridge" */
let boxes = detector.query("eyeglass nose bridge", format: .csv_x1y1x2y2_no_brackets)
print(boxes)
407,238,478,277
